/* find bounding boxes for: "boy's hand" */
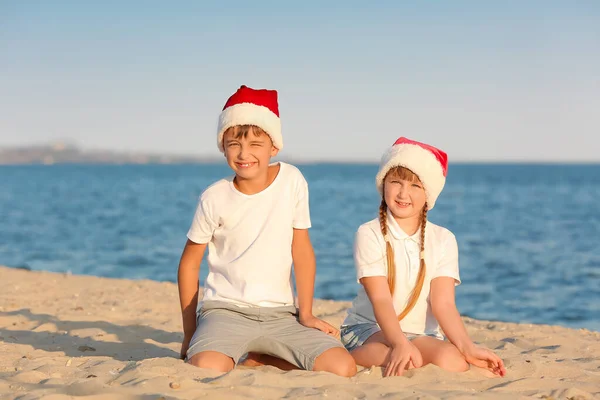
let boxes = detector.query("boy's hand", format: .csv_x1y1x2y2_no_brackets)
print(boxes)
299,314,339,338
180,335,192,360
462,344,507,377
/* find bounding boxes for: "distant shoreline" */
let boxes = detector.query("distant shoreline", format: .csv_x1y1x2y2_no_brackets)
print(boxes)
1,143,599,165
0,143,218,165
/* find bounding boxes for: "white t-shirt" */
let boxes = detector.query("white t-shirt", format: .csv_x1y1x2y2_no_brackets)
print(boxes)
342,210,461,338
187,162,311,309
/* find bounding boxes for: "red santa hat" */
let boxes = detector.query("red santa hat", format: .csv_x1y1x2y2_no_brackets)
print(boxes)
376,137,449,210
217,85,282,152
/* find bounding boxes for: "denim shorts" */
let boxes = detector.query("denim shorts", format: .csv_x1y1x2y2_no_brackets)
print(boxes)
340,323,442,352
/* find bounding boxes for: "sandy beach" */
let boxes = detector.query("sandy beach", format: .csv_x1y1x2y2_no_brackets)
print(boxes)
0,265,598,399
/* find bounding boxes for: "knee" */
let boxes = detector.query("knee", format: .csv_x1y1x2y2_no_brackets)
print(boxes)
350,342,391,368
314,348,357,377
188,352,235,373
332,353,358,377
442,357,470,372
434,347,469,372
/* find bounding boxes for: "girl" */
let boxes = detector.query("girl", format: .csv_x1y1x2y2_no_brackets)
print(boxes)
341,137,506,377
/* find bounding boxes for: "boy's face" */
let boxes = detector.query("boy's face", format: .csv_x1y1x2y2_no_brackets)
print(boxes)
223,127,279,181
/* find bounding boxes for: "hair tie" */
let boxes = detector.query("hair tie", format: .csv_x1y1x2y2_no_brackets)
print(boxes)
384,234,391,243
420,250,425,259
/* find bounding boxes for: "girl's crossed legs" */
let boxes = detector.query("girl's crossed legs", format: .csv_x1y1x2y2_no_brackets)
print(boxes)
350,330,469,373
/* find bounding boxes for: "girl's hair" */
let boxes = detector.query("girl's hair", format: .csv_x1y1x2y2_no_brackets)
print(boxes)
224,124,267,140
378,166,428,321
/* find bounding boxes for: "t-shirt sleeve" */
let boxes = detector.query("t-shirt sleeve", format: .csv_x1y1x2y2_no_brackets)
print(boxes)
186,196,217,244
432,232,461,285
354,225,388,281
293,174,311,229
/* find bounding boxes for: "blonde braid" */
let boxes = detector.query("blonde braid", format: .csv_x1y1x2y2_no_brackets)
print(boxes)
379,199,396,294
396,204,428,321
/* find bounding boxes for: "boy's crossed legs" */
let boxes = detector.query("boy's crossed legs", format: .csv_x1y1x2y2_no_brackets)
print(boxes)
187,301,356,377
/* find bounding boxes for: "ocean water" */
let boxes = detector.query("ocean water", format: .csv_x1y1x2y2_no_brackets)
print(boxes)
1,163,599,331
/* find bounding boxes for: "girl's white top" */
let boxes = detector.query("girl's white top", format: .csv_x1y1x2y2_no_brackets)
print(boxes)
343,210,461,338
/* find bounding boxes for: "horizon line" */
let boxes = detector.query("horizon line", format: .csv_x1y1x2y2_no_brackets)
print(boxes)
1,160,599,166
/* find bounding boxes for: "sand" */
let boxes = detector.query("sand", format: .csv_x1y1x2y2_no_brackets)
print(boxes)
1,265,598,399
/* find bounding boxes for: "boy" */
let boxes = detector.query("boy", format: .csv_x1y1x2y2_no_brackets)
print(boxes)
177,85,356,377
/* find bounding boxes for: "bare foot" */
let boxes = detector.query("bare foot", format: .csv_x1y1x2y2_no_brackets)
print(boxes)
470,365,505,378
239,352,266,367
239,352,298,371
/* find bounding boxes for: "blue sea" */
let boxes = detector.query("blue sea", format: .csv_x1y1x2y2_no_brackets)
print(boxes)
1,163,599,331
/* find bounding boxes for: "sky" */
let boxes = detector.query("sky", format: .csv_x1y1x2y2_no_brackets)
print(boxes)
1,1,599,162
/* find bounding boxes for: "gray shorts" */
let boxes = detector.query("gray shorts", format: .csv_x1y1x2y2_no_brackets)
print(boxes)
187,301,344,371
340,323,442,352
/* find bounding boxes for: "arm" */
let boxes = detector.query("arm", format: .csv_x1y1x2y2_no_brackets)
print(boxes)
177,239,207,357
430,234,475,354
361,276,409,348
430,277,472,352
431,277,506,376
362,276,423,376
353,225,418,348
291,228,316,319
292,228,337,335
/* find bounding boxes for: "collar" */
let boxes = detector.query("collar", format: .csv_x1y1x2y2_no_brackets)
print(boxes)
386,209,422,244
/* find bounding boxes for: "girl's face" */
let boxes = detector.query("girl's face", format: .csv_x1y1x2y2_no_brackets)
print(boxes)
383,168,427,221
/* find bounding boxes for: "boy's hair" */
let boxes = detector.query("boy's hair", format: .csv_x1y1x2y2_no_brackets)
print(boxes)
223,124,269,142
378,166,427,321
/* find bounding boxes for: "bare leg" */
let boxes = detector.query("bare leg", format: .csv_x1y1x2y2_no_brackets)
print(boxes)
312,347,357,377
349,331,420,370
188,351,235,373
348,331,465,373
410,336,469,372
349,331,393,368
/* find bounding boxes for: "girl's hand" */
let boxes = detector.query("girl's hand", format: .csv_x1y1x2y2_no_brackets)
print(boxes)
384,340,423,377
463,344,507,377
